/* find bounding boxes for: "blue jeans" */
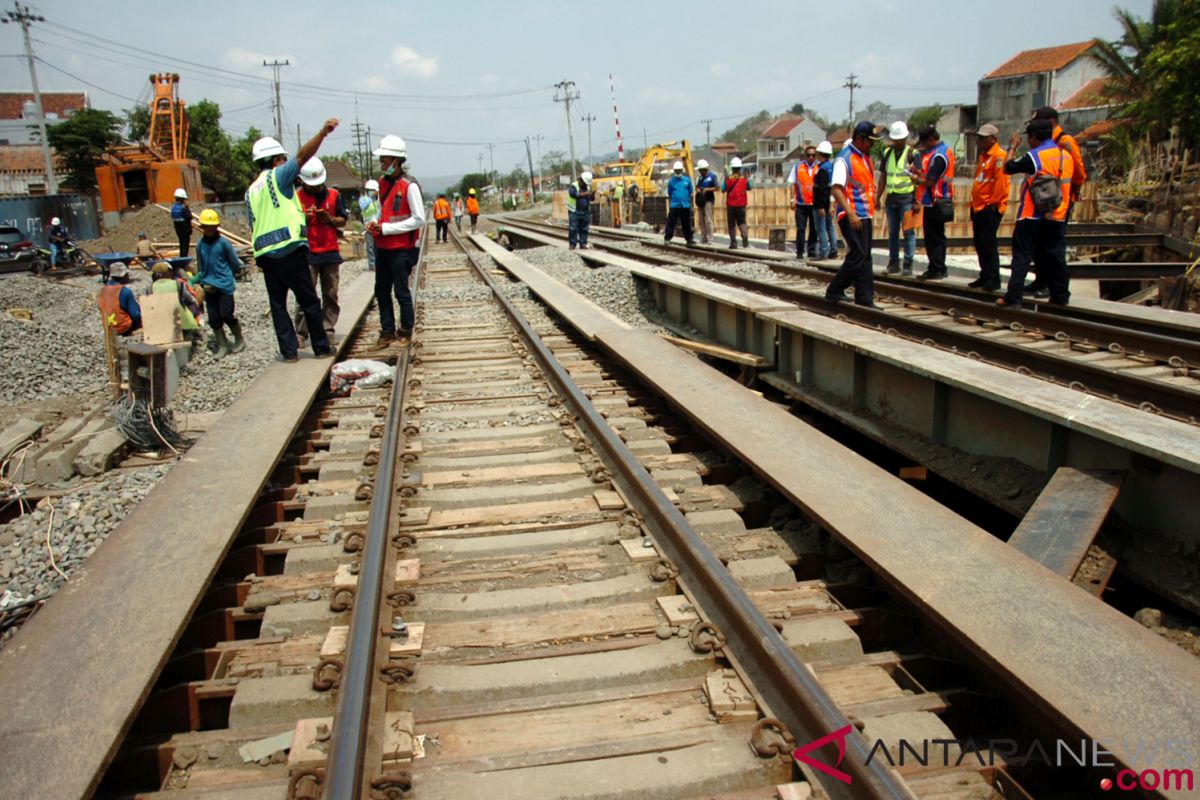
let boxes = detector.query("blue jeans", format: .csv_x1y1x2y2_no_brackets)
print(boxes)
49,242,60,266
885,198,916,267
568,210,590,247
816,210,838,257
364,231,376,269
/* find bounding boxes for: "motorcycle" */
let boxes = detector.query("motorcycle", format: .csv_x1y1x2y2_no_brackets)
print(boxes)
32,239,87,272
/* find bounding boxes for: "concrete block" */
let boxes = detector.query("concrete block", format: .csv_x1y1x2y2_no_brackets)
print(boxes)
651,468,704,490
779,617,863,662
35,417,113,484
9,413,90,483
685,508,746,536
303,494,368,521
328,435,372,454
227,673,335,729
727,555,795,589
860,712,960,766
281,543,352,576
73,428,127,477
317,461,370,482
261,599,347,637
624,438,672,456
0,418,42,462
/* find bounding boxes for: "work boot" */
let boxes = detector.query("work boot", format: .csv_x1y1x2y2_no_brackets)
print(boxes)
227,321,246,354
373,332,397,349
917,270,947,281
212,329,230,360
396,329,413,347
967,278,986,288
886,261,900,274
742,237,749,248
902,261,913,275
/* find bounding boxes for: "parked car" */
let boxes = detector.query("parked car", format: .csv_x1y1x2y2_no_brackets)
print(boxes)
0,226,47,274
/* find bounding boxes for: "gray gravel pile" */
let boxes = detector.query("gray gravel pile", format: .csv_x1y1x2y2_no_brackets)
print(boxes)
511,246,660,328
0,275,120,404
0,464,169,645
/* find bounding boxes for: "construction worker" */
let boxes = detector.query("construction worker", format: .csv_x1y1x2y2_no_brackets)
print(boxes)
813,141,836,259
826,122,882,307
134,232,160,264
911,127,955,281
296,157,347,344
194,208,244,358
968,123,1010,292
466,188,480,233
245,119,339,363
433,193,452,242
359,179,380,270
694,161,718,243
611,182,625,229
566,172,593,250
788,146,820,259
997,119,1073,307
98,262,141,335
723,157,751,249
46,216,68,269
364,134,425,348
171,188,193,257
147,261,202,349
876,121,917,275
664,161,695,246
1024,105,1087,298
452,193,465,232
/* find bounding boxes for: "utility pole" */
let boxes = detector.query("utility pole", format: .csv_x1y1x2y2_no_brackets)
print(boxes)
580,113,596,167
487,142,495,187
553,80,580,180
701,119,712,147
843,73,861,124
477,152,485,178
366,126,373,179
296,123,301,153
352,119,368,179
643,128,648,150
525,137,536,201
263,58,290,142
533,134,544,189
3,3,56,194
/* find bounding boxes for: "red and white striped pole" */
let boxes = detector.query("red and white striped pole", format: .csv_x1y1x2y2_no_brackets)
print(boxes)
610,74,625,163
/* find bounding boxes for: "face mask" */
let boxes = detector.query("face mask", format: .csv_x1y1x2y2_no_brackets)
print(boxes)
383,164,397,177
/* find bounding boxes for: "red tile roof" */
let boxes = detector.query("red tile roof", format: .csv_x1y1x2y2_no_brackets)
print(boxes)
827,127,851,146
1077,118,1130,141
0,145,50,173
1060,78,1111,109
0,92,88,120
984,41,1095,80
761,116,806,139
322,159,361,189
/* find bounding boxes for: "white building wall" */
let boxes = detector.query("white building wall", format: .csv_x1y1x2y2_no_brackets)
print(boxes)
1050,56,1104,108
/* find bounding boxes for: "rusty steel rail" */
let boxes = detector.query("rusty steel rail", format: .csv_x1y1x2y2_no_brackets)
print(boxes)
321,231,428,800
454,227,913,800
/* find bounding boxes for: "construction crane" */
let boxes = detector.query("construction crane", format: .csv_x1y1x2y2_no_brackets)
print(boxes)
147,73,189,161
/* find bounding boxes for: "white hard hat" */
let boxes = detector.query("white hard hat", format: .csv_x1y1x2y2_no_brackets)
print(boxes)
730,157,743,168
174,188,187,199
888,121,910,141
816,141,833,155
696,159,709,169
299,157,327,186
580,171,593,184
672,160,684,171
364,179,379,192
252,136,287,161
373,134,407,158
50,216,60,225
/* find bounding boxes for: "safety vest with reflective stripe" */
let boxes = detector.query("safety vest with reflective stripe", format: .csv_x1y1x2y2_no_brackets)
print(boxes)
880,145,915,196
433,198,451,220
98,284,133,334
1018,140,1073,222
1053,125,1087,193
792,161,818,205
835,144,875,220
916,142,954,206
298,187,342,255
246,167,307,259
971,142,1010,214
466,197,479,214
376,176,419,250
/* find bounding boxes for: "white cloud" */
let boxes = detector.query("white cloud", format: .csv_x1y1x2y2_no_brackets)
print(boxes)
710,62,731,77
359,76,392,92
390,46,439,78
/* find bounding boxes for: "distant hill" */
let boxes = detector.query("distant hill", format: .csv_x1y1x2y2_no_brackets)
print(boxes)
415,174,465,196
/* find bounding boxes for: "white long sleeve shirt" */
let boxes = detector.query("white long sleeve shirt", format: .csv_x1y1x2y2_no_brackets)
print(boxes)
379,181,426,235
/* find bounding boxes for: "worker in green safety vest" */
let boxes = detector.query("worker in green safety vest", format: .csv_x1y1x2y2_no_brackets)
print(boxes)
876,121,918,275
359,178,380,270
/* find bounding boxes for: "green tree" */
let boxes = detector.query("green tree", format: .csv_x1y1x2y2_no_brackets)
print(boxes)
46,108,123,194
907,104,944,132
125,104,150,141
187,100,244,199
863,101,893,122
1090,1,1181,108
1138,2,1200,144
457,172,489,197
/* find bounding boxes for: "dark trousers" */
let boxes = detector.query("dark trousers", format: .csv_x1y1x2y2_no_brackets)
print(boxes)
376,246,418,334
665,207,694,243
727,206,748,245
175,222,191,258
259,247,328,357
794,205,817,256
568,210,590,247
827,218,874,306
971,207,1002,286
435,219,449,241
1004,219,1069,305
923,202,947,274
204,290,237,332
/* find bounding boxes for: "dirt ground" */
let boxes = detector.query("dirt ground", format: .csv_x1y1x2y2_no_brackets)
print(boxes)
78,205,252,255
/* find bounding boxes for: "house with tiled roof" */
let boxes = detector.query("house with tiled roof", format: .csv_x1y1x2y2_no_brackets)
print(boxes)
0,91,89,147
977,41,1105,142
755,115,826,180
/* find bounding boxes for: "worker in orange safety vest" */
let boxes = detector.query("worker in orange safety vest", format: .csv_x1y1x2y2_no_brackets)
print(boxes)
787,145,820,259
433,193,452,242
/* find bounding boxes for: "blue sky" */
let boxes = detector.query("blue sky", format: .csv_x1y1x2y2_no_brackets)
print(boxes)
0,0,1153,178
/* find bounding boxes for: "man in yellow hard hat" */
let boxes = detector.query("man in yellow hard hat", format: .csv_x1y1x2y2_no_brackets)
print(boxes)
194,208,245,358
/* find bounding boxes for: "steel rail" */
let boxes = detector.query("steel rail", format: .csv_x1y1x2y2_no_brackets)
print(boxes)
454,228,913,800
322,230,428,800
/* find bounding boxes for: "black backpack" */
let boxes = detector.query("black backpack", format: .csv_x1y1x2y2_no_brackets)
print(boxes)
1029,147,1065,216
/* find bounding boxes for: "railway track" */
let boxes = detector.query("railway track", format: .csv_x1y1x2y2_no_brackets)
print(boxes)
2,223,1199,800
495,218,1200,423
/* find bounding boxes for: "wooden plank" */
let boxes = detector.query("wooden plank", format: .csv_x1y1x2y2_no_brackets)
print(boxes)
422,602,660,652
0,275,378,800
1007,468,1125,579
421,461,583,487
140,293,181,345
658,333,765,367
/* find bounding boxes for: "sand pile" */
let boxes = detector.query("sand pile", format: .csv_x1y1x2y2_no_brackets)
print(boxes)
79,205,252,255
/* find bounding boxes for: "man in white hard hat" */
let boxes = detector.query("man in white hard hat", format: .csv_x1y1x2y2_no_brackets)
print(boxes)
694,160,718,244
46,215,68,269
295,157,348,344
722,157,751,249
812,141,838,259
359,179,381,270
567,171,594,249
245,118,339,362
364,134,424,347
664,161,695,246
170,188,193,257
876,121,917,275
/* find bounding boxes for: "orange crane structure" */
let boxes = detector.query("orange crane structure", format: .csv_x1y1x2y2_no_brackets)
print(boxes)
95,73,202,222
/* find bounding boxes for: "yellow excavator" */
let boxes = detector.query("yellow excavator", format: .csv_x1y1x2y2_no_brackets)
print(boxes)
589,140,694,217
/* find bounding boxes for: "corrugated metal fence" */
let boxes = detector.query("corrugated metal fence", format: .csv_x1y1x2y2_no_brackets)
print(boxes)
0,194,100,244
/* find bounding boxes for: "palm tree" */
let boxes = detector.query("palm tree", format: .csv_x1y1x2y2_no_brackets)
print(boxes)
1090,1,1181,106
